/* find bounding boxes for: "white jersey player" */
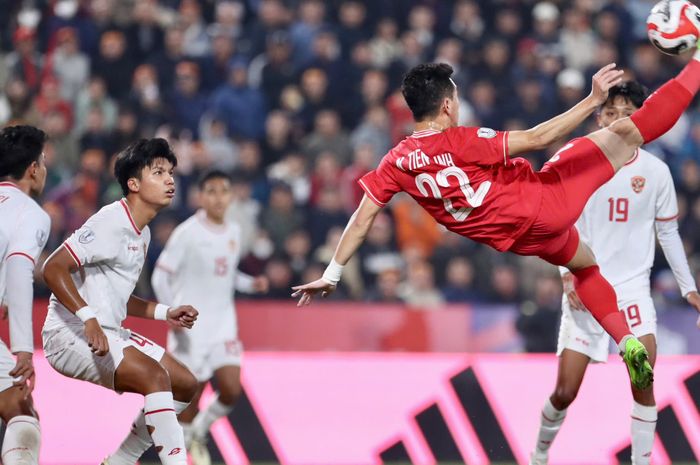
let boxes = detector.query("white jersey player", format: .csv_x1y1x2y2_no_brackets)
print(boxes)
0,126,50,465
41,138,200,465
531,82,700,465
152,170,268,465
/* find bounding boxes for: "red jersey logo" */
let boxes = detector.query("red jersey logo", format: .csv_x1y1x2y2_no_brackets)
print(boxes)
631,176,646,194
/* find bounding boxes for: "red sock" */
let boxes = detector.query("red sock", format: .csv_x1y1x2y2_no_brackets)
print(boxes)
630,79,692,144
572,265,631,344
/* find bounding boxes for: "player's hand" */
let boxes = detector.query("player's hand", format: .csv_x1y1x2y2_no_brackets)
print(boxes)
562,272,586,311
84,319,109,356
167,305,198,329
686,291,700,328
9,351,35,395
291,279,336,306
253,275,269,294
589,63,625,106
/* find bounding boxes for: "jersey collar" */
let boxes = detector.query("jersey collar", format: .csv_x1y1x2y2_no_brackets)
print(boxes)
624,149,640,166
410,129,442,138
120,198,142,235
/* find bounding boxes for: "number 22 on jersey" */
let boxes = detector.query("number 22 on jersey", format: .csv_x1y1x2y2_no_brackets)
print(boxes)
415,166,491,221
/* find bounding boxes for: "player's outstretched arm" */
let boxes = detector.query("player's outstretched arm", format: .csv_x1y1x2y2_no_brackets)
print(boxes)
292,195,382,306
126,295,198,328
507,63,624,156
42,246,109,356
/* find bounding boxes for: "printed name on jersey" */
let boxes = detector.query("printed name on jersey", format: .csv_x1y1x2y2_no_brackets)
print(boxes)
398,149,456,172
477,127,497,139
78,228,95,244
631,176,646,193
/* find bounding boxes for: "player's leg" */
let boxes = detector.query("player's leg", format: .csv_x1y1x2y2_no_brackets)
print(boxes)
589,48,700,170
630,333,657,465
562,241,652,390
531,349,590,465
0,342,40,465
107,351,198,465
192,365,241,440
112,347,194,465
177,382,206,445
0,386,40,465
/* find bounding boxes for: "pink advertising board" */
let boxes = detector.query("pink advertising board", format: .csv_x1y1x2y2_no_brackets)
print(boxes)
28,353,700,465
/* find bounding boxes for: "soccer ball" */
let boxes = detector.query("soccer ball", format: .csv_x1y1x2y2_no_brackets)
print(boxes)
647,0,700,55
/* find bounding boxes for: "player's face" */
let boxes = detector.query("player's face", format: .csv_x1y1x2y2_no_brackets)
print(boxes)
200,177,233,222
597,96,639,129
133,158,176,208
29,152,47,197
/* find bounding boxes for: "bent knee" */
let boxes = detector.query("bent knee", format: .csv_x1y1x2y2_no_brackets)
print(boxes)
552,386,579,409
0,389,36,421
147,365,172,392
219,386,242,406
173,369,198,401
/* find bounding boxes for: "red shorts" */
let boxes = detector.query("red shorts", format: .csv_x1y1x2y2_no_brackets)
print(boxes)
510,137,614,265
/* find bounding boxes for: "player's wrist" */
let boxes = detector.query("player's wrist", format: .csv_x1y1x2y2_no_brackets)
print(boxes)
321,259,344,286
75,305,97,323
154,303,170,321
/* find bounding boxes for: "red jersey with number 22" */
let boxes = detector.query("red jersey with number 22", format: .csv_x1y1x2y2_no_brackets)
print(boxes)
359,126,543,252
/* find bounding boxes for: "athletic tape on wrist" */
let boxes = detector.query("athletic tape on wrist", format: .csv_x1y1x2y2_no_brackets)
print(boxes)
75,306,97,323
154,303,169,321
321,259,344,285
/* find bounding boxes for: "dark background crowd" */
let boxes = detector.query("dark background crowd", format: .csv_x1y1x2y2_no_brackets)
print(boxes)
2,0,699,346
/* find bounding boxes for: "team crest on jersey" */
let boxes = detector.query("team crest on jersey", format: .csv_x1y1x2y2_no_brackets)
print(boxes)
78,228,95,244
631,176,646,194
36,229,46,247
477,127,496,139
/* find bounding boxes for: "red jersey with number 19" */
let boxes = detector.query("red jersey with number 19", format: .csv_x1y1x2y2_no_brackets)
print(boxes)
359,126,543,252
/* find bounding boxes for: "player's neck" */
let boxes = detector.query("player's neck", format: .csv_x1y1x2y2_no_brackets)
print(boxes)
0,177,31,196
414,119,449,133
204,211,225,225
122,196,158,230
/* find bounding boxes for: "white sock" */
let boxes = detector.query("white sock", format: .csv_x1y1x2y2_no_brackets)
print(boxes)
631,401,657,465
1,415,40,465
191,396,233,440
143,392,187,464
618,334,634,353
534,398,567,455
109,399,190,465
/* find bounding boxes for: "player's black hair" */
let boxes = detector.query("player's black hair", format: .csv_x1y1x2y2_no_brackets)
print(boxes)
401,63,456,121
198,169,230,189
0,125,47,180
114,138,177,196
600,81,650,110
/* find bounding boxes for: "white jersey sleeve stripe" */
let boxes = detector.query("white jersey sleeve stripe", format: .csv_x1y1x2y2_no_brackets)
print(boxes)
63,242,82,266
6,251,35,265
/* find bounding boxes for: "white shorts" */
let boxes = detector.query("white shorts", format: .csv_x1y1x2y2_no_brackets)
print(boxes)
0,339,17,393
557,293,657,363
168,331,242,383
42,325,165,391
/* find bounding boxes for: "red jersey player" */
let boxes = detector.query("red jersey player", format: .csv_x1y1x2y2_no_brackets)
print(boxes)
293,54,700,390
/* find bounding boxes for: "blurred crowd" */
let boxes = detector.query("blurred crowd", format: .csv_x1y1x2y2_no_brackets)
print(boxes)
2,0,699,315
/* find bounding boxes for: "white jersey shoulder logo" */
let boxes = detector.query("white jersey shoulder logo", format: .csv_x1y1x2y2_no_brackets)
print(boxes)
78,228,95,244
631,176,646,194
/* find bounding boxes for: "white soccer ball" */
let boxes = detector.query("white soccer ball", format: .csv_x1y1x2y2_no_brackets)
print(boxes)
647,0,700,55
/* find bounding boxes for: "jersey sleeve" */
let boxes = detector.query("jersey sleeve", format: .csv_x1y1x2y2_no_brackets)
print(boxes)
7,207,50,265
654,165,679,222
154,225,188,274
63,213,121,266
358,157,401,206
448,127,509,166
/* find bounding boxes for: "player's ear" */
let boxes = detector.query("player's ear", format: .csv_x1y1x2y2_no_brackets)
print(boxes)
127,177,140,193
